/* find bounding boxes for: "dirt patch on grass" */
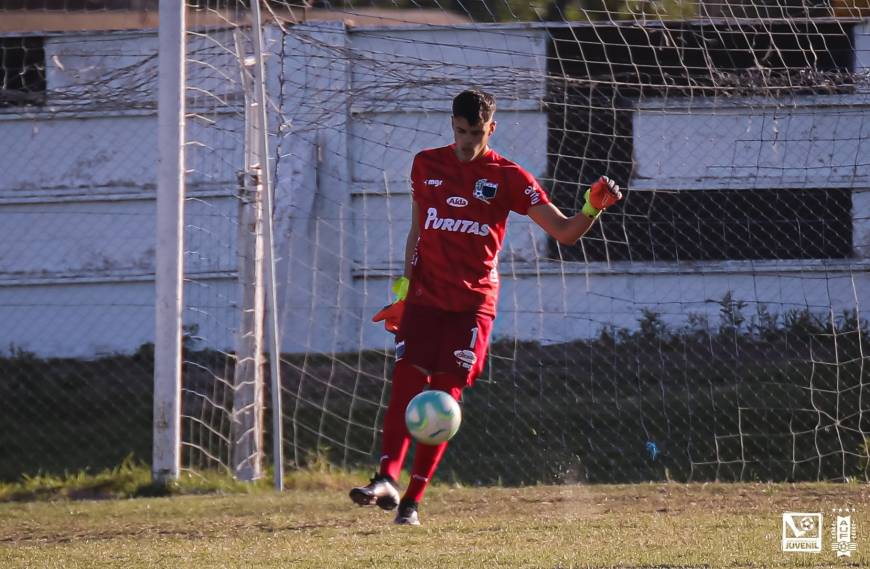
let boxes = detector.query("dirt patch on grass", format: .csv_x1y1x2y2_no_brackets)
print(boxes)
430,482,869,520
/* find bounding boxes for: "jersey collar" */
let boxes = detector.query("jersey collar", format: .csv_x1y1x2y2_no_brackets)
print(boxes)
449,143,495,165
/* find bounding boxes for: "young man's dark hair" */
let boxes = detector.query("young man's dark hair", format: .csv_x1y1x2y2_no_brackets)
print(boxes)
452,89,496,126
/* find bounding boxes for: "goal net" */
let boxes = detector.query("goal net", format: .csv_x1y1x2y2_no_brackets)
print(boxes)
186,2,870,483
211,1,868,484
1,1,868,485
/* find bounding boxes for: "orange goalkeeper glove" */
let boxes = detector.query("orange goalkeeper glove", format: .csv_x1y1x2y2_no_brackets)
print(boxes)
372,277,409,334
581,176,623,219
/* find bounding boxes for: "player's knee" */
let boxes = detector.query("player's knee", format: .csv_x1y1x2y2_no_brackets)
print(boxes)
395,359,428,380
428,373,464,401
389,360,429,409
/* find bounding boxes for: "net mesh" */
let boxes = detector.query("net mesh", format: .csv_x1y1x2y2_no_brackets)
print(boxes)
0,1,868,483
265,6,870,483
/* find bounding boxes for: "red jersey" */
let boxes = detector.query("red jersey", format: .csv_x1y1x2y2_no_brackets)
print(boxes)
407,144,550,317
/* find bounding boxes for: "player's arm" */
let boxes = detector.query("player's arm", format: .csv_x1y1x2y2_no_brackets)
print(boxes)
527,176,623,245
528,202,596,245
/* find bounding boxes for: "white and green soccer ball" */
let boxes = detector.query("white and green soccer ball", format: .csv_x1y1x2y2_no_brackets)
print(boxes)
404,390,462,445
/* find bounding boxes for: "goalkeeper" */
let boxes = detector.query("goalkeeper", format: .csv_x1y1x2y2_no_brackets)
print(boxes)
349,89,622,525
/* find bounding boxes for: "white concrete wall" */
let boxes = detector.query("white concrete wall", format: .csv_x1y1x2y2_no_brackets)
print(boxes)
1,22,869,357
632,98,870,190
0,29,243,357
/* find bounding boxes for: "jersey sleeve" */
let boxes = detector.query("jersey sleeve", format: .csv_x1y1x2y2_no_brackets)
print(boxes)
410,153,424,201
509,167,550,215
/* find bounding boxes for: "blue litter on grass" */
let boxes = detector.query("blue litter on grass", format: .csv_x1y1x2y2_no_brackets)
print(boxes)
645,441,659,460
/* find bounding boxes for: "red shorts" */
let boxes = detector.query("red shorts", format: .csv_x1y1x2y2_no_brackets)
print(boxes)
395,302,493,386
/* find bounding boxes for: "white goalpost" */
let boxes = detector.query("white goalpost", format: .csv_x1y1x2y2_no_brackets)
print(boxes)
153,0,186,485
248,0,286,491
154,2,288,488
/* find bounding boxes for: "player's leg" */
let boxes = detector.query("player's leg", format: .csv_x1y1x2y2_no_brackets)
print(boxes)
349,360,427,510
377,360,429,481
394,377,462,525
395,311,493,525
350,303,437,511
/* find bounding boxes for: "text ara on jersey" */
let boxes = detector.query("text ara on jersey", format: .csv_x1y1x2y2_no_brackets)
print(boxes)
424,207,491,236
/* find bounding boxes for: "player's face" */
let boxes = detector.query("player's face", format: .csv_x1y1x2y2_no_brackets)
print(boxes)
452,116,496,162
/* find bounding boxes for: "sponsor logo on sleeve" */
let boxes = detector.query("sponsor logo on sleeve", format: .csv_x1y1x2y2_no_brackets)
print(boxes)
524,185,542,205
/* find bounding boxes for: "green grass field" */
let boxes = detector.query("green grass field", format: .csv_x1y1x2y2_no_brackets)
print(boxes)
0,478,867,568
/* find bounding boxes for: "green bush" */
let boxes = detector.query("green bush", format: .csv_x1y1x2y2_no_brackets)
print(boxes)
3,294,868,485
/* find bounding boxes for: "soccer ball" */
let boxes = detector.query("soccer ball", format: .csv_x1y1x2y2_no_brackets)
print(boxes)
404,390,462,445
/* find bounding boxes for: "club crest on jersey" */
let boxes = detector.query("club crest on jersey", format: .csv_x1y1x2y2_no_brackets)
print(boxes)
447,196,468,208
473,179,498,204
